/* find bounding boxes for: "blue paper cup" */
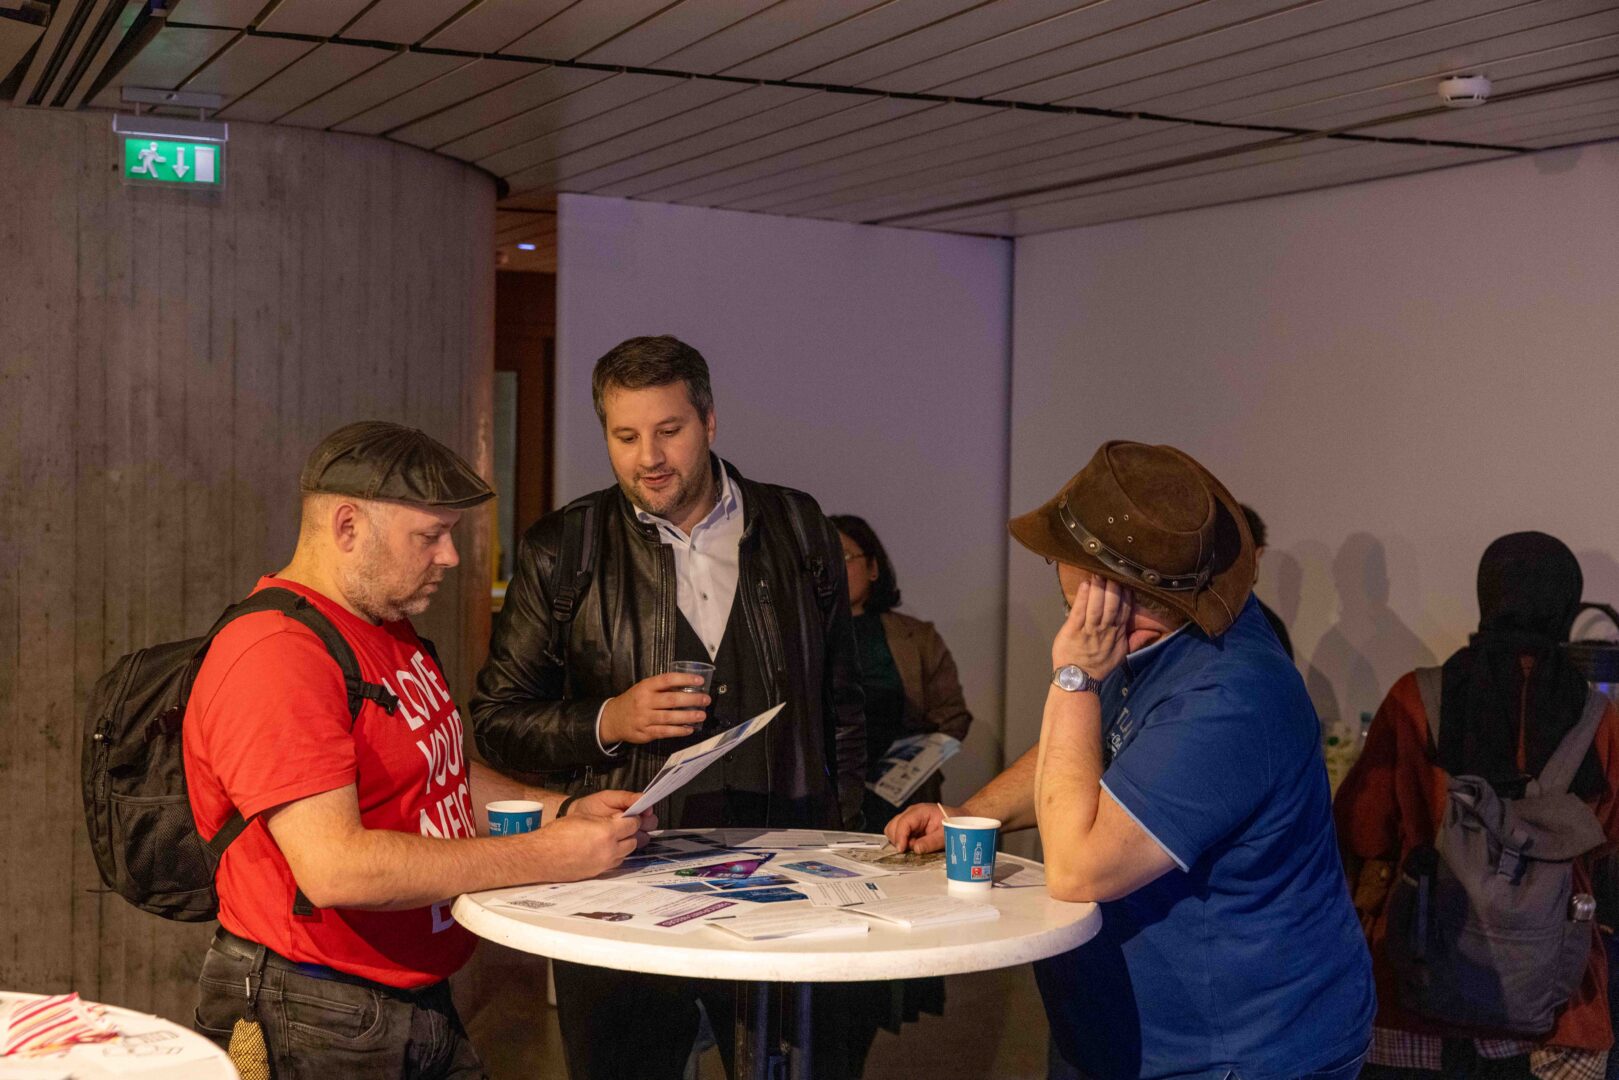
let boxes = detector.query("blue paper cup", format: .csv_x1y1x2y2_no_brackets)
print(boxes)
943,816,1000,892
487,800,543,836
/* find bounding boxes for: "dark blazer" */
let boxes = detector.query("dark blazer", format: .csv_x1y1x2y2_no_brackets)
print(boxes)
470,461,867,828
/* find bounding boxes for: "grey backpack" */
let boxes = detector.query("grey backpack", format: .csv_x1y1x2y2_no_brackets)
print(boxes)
1385,666,1608,1035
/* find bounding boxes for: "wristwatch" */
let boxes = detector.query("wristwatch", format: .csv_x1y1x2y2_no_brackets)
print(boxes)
1052,664,1100,694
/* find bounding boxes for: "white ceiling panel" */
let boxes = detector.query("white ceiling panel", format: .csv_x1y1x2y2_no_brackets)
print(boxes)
712,108,1077,211
277,50,467,129
1518,119,1619,146
344,0,482,46
716,0,987,82
388,65,619,151
577,90,902,195
989,0,1423,107
333,57,534,136
800,0,1121,87
617,97,950,202
30,0,1610,239
1117,2,1619,118
653,0,892,75
218,43,393,123
257,0,375,38
422,0,573,53
910,141,1509,234
486,77,748,184
570,88,929,193
500,0,689,62
88,26,237,108
179,34,315,100
901,0,1315,99
425,71,673,160
167,0,266,27
575,0,781,67
0,15,45,90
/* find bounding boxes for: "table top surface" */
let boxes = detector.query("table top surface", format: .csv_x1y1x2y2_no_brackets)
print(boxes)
0,991,238,1079
454,830,1101,983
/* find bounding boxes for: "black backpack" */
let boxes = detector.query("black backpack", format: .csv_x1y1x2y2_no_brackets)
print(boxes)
81,587,403,922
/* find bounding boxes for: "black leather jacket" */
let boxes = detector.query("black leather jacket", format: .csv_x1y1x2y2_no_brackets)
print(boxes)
471,461,867,828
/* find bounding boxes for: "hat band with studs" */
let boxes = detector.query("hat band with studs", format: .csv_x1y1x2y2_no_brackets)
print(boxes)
1056,497,1211,592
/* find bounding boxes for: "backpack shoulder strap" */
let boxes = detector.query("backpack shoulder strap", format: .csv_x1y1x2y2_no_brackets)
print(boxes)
226,588,398,722
1413,666,1444,751
1538,687,1609,795
778,488,836,611
212,588,402,916
545,495,603,665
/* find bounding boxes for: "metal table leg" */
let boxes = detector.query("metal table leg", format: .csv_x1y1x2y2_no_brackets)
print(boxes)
785,982,813,1080
734,981,771,1080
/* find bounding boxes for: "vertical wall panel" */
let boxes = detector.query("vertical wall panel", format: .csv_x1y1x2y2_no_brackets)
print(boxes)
0,106,495,1019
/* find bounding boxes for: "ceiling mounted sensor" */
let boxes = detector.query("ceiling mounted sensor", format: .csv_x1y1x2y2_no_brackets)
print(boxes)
1437,74,1492,108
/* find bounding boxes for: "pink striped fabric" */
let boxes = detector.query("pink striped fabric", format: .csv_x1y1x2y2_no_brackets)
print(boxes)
0,993,119,1057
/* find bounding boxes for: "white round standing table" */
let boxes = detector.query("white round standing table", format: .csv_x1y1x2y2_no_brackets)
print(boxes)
454,829,1099,1079
0,991,239,1079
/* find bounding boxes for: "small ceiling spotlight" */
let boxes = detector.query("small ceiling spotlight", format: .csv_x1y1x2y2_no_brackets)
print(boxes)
1437,74,1491,108
517,243,537,251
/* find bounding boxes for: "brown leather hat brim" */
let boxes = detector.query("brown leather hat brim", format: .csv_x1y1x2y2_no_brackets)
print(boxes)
1007,450,1255,637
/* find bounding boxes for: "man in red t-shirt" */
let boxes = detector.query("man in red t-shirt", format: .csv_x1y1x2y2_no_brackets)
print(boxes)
186,421,651,1079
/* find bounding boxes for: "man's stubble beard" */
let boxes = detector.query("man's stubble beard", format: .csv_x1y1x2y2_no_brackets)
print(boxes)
345,535,439,623
621,456,712,523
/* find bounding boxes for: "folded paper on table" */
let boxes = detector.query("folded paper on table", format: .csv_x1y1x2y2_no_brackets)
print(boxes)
868,732,962,807
708,908,870,942
848,895,1000,930
622,704,785,818
491,881,738,933
800,880,887,908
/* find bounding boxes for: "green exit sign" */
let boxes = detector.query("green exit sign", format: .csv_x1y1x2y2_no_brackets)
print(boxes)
121,137,224,188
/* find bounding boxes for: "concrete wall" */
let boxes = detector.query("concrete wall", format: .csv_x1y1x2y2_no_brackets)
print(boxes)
0,105,495,1019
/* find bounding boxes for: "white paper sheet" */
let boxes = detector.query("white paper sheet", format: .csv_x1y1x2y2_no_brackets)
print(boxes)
868,732,963,807
847,896,1000,930
772,853,890,883
492,881,738,933
799,880,887,908
622,703,785,817
707,908,870,942
711,829,829,850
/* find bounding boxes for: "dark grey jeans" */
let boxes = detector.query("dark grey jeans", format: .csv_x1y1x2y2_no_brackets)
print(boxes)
193,931,486,1080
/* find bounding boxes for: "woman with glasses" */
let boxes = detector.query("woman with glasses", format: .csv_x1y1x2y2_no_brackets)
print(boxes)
832,514,975,832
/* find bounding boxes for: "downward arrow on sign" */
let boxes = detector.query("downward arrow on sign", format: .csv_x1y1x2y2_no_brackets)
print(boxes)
173,146,189,178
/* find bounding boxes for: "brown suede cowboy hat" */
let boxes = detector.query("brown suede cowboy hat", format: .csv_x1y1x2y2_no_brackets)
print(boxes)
1008,441,1256,637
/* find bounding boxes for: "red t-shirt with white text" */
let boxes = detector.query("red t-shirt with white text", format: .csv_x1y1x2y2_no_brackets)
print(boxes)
183,577,477,988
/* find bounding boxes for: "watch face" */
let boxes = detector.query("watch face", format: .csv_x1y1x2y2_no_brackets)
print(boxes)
1056,665,1086,691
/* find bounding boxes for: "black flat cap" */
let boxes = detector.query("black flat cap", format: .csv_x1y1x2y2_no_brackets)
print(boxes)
300,421,495,510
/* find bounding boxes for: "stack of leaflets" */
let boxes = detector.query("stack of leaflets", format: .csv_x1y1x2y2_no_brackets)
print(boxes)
847,896,1000,930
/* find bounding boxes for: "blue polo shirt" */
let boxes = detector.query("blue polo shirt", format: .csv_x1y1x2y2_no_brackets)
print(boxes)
1036,596,1374,1080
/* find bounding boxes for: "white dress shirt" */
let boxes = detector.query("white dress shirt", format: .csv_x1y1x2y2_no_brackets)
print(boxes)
595,459,745,754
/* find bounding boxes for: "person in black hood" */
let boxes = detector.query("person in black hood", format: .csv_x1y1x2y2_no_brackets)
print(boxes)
1438,531,1602,800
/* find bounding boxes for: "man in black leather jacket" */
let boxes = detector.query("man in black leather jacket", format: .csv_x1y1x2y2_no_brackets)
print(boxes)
470,334,865,1079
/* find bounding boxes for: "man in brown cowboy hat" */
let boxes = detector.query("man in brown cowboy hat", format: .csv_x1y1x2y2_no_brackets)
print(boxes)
888,441,1373,1080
